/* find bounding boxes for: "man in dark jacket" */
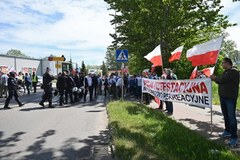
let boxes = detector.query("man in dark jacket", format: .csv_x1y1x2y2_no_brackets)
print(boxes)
78,72,85,100
56,72,66,106
211,57,239,147
39,67,55,108
64,70,75,104
92,73,98,97
4,72,24,109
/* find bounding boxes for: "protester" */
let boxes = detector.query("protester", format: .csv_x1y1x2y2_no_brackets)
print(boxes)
210,57,239,147
3,72,24,109
196,70,206,79
39,67,55,108
164,69,174,115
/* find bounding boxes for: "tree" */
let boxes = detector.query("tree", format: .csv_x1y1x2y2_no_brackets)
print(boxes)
80,61,87,75
105,0,235,78
6,49,29,57
101,61,108,76
105,47,122,70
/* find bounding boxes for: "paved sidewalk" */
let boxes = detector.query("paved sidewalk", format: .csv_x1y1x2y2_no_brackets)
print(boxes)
148,100,240,151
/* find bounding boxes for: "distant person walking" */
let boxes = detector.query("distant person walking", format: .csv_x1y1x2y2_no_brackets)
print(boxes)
56,72,66,106
39,67,55,108
210,57,239,147
24,73,32,94
3,72,24,109
31,72,38,93
0,72,8,98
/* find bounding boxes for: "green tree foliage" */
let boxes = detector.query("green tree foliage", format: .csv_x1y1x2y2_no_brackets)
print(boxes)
80,61,87,75
105,47,122,70
105,0,235,79
6,49,29,57
101,61,108,76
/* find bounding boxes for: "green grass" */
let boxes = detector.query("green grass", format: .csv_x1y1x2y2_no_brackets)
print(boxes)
107,101,240,160
212,83,240,110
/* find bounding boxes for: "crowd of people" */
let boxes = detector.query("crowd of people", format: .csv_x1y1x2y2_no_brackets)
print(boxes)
0,71,39,99
0,57,239,147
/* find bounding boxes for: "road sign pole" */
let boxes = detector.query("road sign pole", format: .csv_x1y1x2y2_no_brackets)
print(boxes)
121,62,124,100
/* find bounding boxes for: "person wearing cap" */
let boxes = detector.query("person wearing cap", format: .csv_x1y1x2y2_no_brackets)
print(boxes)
39,67,55,108
211,57,239,147
3,72,24,109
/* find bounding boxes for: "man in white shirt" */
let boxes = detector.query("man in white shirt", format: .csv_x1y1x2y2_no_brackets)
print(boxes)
116,77,122,98
84,73,93,101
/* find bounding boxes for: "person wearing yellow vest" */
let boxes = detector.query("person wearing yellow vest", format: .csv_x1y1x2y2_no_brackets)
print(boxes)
31,72,38,93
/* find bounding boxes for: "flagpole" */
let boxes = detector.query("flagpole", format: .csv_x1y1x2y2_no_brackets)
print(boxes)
159,44,164,75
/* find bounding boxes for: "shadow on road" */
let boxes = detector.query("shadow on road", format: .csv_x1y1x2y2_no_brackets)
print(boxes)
0,129,110,160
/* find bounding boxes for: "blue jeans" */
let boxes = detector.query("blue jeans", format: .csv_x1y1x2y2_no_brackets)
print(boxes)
220,97,238,139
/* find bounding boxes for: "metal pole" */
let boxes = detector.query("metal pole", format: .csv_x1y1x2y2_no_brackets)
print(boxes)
121,63,124,100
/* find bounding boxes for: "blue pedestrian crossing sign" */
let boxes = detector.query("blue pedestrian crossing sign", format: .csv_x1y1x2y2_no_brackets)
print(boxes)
116,49,128,62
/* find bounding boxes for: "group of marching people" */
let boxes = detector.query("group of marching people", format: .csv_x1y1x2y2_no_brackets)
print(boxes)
53,70,102,107
2,66,177,113
0,71,38,98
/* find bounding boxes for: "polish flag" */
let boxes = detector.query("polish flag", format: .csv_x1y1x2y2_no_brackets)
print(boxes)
189,66,198,79
187,37,223,66
169,46,184,62
144,45,162,66
202,66,215,77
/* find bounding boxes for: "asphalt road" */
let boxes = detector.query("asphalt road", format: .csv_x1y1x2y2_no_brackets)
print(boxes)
0,89,109,160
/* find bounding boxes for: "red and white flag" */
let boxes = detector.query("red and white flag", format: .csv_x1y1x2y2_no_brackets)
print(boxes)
189,66,198,79
144,45,162,66
202,66,215,77
186,37,223,66
169,46,184,62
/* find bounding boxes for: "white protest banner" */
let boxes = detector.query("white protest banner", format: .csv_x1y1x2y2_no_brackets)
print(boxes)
142,78,212,108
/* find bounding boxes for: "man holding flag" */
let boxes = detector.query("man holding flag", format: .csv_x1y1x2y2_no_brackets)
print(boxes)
210,57,239,147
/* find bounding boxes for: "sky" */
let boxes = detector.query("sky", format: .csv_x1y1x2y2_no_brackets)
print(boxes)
0,0,239,66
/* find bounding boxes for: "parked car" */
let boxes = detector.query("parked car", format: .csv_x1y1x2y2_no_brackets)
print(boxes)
37,76,43,86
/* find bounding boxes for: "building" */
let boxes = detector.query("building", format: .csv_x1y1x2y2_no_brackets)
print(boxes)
0,54,71,76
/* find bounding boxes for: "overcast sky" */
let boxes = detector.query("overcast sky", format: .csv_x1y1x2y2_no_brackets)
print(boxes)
0,0,239,65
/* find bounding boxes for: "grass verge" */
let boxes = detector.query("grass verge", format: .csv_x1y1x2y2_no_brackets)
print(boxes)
107,101,240,160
